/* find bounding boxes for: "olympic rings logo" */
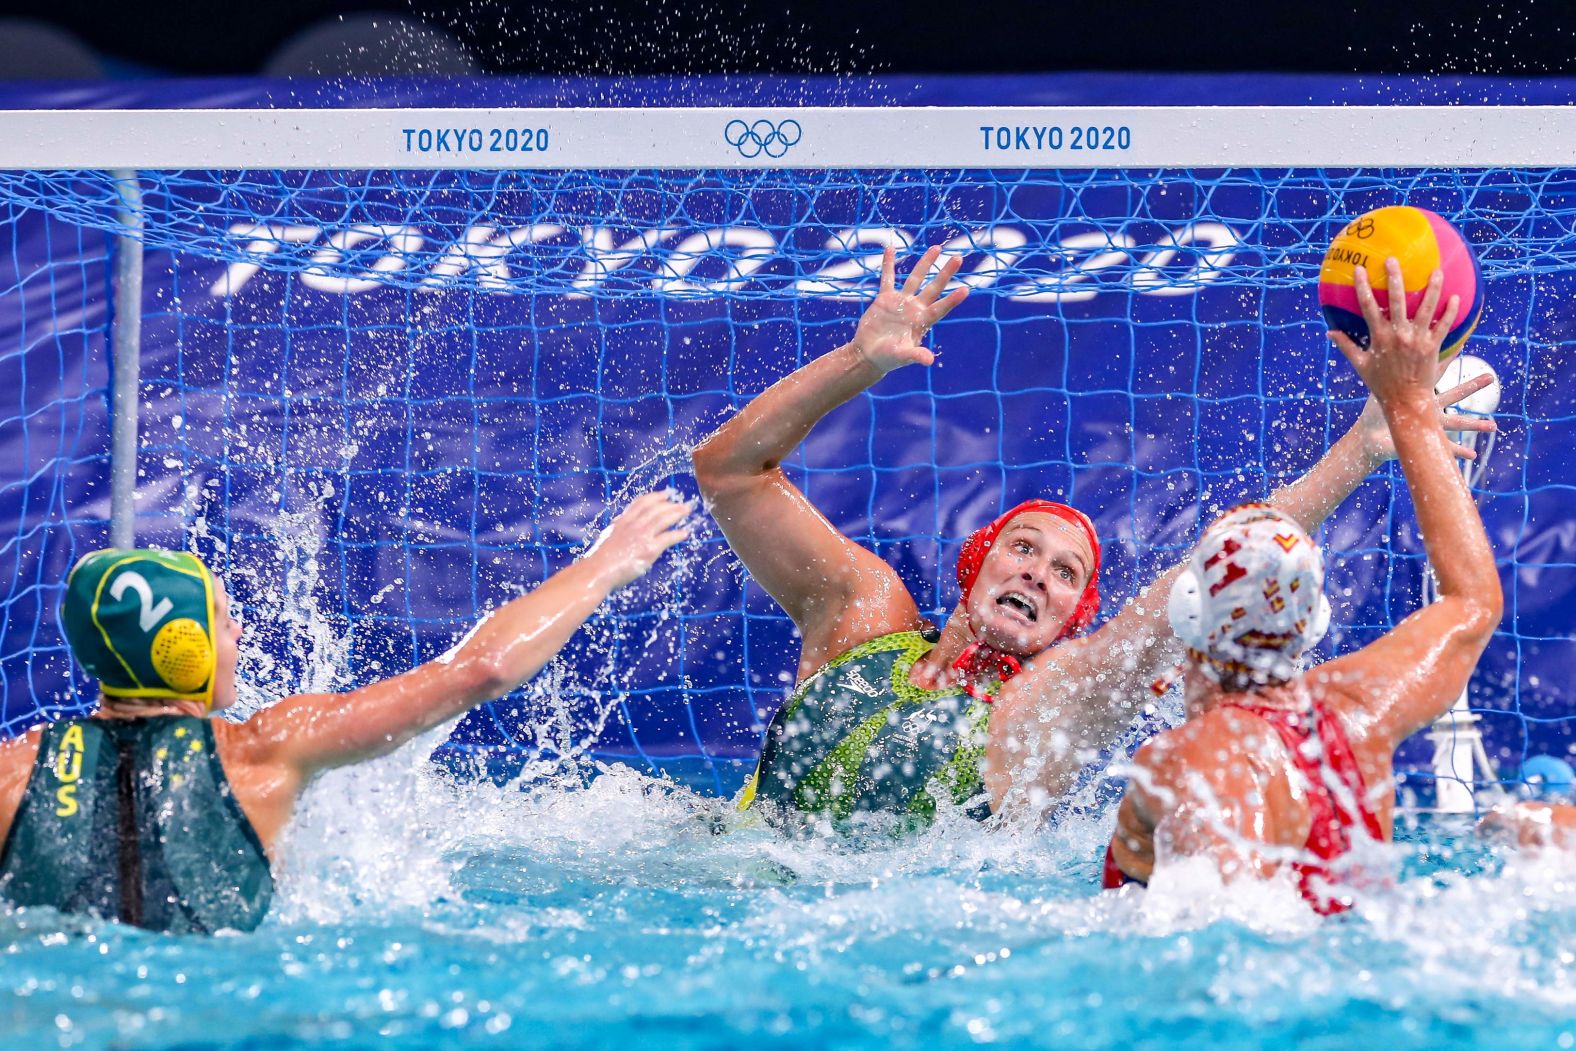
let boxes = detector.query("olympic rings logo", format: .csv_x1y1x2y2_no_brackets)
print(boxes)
724,119,802,159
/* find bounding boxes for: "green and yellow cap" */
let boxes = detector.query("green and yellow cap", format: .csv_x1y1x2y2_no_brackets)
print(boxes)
60,549,218,709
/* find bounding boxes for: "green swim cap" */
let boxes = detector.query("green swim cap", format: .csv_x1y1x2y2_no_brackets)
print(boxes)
60,549,218,709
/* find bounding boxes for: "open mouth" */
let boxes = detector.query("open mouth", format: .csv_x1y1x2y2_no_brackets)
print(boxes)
996,592,1038,622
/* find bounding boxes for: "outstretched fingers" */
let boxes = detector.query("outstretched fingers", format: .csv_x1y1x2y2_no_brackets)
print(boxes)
589,490,696,588
1441,412,1496,435
1447,441,1480,461
617,491,691,532
646,491,693,526
1440,369,1498,459
902,245,942,297
916,251,964,305
1443,370,1487,403
879,244,896,296
1413,268,1444,329
1352,263,1387,334
624,491,672,516
1384,257,1410,330
1435,372,1493,408
644,495,693,557
1328,328,1369,375
930,285,970,324
1429,293,1462,345
656,519,693,549
644,512,693,554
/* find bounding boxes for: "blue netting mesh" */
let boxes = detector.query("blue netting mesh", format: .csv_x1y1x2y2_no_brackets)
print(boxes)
0,166,1569,800
0,186,114,730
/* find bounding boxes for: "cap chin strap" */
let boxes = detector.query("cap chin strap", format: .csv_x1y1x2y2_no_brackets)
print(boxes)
949,640,1022,704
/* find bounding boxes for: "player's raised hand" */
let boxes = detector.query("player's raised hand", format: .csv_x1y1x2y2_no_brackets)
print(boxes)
850,245,969,374
1330,259,1460,406
584,490,692,590
1334,259,1494,463
1351,368,1497,465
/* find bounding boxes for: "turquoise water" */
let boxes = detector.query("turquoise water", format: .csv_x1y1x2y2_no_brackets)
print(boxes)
2,751,1572,1051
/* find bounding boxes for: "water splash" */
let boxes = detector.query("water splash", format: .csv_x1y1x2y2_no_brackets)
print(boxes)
3,749,1574,1048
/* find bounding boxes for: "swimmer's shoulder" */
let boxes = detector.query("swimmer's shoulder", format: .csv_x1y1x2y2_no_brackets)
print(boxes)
209,711,313,855
1128,716,1228,799
1131,707,1285,802
209,716,255,758
1288,661,1392,761
1296,646,1395,725
211,706,305,771
795,614,932,684
1139,706,1267,762
209,707,313,795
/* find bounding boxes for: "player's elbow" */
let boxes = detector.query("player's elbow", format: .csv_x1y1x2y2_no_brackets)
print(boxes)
690,433,765,501
1447,587,1502,653
689,435,728,497
1463,587,1503,643
453,651,515,704
1478,578,1504,629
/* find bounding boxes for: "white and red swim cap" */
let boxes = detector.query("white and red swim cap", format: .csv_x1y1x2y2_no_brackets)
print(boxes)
1167,504,1331,686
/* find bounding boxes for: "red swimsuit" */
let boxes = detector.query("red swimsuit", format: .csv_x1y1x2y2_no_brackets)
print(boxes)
1103,698,1385,916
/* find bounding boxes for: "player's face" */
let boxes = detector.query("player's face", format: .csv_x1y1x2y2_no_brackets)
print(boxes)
210,578,243,713
965,513,1093,656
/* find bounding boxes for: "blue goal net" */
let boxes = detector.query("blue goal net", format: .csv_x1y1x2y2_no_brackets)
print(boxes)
0,90,1570,804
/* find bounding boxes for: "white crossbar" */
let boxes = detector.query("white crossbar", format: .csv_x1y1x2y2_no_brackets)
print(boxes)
0,106,1570,169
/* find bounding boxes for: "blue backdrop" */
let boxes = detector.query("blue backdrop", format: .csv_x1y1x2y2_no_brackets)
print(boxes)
0,74,1569,799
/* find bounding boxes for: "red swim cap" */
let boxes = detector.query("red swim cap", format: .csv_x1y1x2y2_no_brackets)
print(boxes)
956,499,1102,640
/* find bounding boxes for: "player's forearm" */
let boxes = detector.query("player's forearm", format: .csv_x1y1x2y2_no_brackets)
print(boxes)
986,562,1190,814
1266,424,1372,532
1383,396,1500,611
440,553,621,707
1087,561,1189,684
1036,562,1187,731
692,342,884,486
279,493,689,777
287,555,622,773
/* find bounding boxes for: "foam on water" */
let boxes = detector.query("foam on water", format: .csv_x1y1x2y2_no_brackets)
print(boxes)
2,734,1574,1049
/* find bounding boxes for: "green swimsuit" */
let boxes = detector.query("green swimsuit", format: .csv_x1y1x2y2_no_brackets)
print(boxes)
0,716,273,933
741,630,995,823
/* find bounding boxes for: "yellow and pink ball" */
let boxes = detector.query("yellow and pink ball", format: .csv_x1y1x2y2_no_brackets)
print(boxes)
1318,205,1482,360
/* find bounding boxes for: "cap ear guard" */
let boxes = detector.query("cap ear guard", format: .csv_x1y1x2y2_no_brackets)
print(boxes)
1307,591,1332,650
1167,567,1206,650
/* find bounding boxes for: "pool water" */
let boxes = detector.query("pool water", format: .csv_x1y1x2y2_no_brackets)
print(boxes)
3,740,1572,1051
